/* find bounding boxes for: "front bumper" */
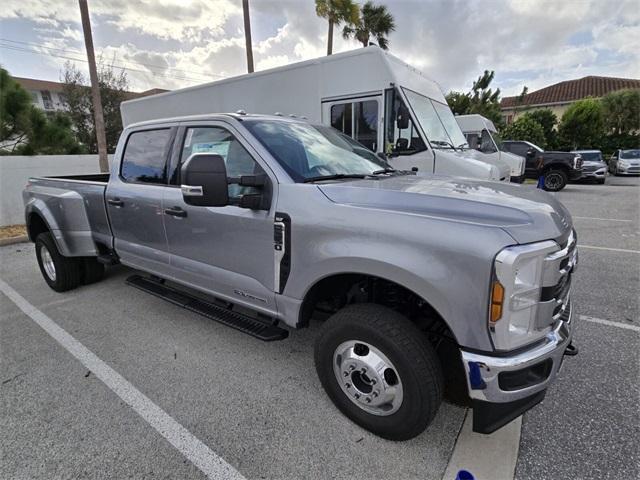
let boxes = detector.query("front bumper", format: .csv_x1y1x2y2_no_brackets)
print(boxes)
616,165,640,174
461,299,575,433
581,168,607,179
568,169,584,180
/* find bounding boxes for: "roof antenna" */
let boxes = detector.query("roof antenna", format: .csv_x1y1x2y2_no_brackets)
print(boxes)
236,109,247,115
274,112,283,116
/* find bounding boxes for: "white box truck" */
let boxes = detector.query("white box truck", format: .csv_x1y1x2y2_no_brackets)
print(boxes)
121,47,511,182
456,114,526,183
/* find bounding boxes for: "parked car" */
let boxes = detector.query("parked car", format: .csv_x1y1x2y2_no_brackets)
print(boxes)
23,113,578,440
121,47,511,183
571,150,607,184
502,140,583,191
609,149,640,175
456,114,526,183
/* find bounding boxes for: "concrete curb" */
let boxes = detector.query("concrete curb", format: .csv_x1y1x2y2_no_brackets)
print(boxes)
0,235,29,246
443,410,521,480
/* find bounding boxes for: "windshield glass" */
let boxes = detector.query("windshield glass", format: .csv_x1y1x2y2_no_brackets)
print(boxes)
620,150,640,159
403,88,467,148
578,152,603,162
244,120,387,182
313,125,386,164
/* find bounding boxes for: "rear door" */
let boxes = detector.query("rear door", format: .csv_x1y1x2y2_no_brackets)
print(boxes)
322,96,382,153
106,126,175,272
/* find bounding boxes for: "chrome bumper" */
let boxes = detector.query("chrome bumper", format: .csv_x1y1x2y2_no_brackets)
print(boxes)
461,298,574,404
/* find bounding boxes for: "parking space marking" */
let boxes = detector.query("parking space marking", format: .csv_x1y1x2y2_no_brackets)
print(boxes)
579,245,640,254
0,278,245,480
573,216,634,223
579,315,640,333
442,411,521,480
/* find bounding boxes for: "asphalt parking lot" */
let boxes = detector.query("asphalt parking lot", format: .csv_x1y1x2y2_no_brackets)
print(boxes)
1,175,638,480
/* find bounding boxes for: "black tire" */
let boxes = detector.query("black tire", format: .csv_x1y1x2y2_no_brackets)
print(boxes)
81,257,105,285
35,232,82,292
543,169,568,191
314,303,443,441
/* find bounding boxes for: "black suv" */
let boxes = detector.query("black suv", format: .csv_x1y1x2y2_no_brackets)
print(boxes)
502,140,583,191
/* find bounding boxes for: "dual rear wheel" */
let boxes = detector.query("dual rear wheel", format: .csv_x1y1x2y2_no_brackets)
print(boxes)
35,232,104,292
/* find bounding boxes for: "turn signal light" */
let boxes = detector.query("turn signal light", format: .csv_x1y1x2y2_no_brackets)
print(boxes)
490,281,504,323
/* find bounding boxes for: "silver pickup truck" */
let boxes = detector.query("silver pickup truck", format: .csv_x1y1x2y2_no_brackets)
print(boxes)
23,113,578,440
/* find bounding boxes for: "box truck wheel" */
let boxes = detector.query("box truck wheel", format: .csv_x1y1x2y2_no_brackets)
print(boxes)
35,232,82,292
314,303,443,440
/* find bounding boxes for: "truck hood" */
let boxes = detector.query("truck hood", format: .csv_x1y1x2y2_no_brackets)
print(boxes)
443,149,511,181
318,175,572,244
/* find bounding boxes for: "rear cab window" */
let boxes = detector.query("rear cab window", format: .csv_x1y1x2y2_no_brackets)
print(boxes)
121,129,172,184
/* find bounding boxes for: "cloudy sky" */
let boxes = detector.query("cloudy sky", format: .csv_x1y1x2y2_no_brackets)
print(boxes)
1,0,638,97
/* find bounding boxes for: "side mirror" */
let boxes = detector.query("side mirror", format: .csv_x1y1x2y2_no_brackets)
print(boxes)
397,105,410,130
526,148,535,157
180,153,229,207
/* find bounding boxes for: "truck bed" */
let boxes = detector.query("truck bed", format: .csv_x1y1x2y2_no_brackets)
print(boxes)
23,174,112,257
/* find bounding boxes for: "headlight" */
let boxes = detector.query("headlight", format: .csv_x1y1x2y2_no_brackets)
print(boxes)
619,159,629,167
490,241,559,351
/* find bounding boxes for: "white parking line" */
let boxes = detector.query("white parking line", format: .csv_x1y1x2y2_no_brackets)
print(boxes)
443,411,521,480
579,315,640,332
573,216,634,223
580,245,640,254
0,278,245,480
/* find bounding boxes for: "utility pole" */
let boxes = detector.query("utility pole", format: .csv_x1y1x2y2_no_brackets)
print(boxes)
242,0,254,73
79,0,109,172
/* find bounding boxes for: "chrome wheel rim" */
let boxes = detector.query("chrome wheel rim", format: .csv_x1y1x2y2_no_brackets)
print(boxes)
545,172,563,190
41,246,56,281
333,340,403,416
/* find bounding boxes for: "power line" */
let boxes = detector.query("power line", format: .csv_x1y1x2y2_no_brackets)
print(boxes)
0,43,216,84
0,38,223,79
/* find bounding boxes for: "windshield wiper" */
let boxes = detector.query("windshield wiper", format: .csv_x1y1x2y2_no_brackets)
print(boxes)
457,142,469,149
431,140,457,150
302,173,367,183
371,167,397,175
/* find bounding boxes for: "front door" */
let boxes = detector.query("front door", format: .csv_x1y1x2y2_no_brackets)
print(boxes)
106,127,174,273
162,122,277,315
322,96,382,152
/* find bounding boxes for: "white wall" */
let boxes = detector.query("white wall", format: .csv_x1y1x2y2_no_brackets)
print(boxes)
0,155,111,226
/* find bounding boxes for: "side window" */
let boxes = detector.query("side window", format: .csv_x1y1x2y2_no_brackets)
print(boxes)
121,129,171,184
466,133,480,149
384,88,427,155
354,100,378,151
508,143,527,157
179,126,264,197
480,130,497,153
331,103,352,136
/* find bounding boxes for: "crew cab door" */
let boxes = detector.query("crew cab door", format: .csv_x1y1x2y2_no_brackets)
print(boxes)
162,122,278,315
106,126,175,272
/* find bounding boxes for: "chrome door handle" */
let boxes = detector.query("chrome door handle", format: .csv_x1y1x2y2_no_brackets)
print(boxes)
164,207,187,218
107,198,124,207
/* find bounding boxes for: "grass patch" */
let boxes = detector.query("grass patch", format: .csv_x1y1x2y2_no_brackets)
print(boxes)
0,224,27,240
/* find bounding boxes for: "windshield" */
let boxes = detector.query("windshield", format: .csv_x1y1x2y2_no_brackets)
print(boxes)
620,150,640,159
244,120,388,182
402,88,467,149
577,152,603,162
313,125,386,165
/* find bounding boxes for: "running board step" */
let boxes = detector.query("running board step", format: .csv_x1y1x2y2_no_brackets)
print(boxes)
126,275,288,341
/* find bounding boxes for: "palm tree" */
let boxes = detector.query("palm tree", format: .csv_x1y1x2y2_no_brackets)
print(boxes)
315,0,359,55
242,0,254,72
343,1,395,50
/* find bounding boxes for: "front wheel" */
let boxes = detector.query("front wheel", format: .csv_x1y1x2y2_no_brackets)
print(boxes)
543,169,568,191
35,232,82,292
314,304,443,441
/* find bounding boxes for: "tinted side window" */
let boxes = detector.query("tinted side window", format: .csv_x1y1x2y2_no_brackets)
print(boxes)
179,126,264,197
121,129,171,184
506,142,527,157
354,100,378,151
331,103,353,136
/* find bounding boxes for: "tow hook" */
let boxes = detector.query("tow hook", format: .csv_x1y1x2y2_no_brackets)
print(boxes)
564,342,579,356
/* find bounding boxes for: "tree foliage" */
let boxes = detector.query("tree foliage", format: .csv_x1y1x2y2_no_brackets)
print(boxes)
501,115,546,147
601,89,640,136
0,67,82,155
558,98,604,150
342,1,395,50
446,70,504,129
61,61,129,154
520,110,558,149
315,0,359,55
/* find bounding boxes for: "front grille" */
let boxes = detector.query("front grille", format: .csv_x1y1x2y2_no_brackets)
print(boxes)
626,167,640,173
582,165,598,173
